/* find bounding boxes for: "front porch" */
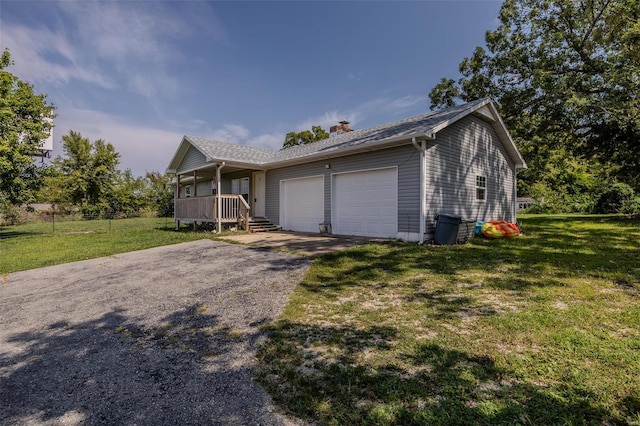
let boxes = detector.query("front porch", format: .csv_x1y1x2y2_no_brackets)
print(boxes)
175,194,251,230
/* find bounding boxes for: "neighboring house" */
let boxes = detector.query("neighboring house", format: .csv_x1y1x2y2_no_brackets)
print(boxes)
517,197,538,211
166,98,527,242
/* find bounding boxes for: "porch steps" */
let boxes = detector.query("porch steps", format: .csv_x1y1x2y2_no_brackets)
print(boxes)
249,217,281,233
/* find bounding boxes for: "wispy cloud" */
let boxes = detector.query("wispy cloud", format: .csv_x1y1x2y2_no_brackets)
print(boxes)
347,71,364,82
2,25,115,89
294,93,428,133
297,111,358,133
381,94,426,113
1,2,226,98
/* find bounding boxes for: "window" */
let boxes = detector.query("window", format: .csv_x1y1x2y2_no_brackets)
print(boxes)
184,185,192,198
475,176,486,201
231,177,250,202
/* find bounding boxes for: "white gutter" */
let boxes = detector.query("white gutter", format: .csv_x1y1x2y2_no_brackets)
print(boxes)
216,162,225,234
411,136,431,244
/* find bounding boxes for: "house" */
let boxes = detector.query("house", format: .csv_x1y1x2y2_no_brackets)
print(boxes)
165,98,527,243
517,197,538,211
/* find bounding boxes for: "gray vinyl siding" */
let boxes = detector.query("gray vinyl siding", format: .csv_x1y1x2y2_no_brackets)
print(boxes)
178,179,213,198
176,145,206,174
424,115,516,236
265,144,420,234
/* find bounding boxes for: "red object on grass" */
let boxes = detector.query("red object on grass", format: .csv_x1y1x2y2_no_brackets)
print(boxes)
481,220,520,239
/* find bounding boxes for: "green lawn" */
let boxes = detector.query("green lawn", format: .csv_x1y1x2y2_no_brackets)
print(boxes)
0,218,219,274
256,215,640,425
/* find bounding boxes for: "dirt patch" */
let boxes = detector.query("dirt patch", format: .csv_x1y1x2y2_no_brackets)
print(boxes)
221,231,385,256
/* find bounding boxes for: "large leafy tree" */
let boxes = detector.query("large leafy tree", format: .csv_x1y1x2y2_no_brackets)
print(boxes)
429,0,640,192
0,49,55,209
49,130,120,216
283,125,329,149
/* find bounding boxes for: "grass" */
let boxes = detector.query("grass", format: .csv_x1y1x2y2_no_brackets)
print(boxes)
256,215,640,425
0,217,230,274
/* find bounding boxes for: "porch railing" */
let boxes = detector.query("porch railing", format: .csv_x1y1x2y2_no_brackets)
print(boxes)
175,195,216,222
175,194,250,230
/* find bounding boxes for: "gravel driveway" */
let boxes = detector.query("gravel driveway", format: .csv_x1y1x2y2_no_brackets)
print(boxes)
0,239,310,425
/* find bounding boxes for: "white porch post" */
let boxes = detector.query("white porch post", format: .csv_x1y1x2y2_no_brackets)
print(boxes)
419,140,426,244
193,170,198,197
175,174,181,228
216,162,225,234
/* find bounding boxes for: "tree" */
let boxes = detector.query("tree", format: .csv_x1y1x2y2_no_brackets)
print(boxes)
108,169,147,217
50,130,120,217
429,0,640,193
144,171,174,217
282,125,329,148
0,49,55,210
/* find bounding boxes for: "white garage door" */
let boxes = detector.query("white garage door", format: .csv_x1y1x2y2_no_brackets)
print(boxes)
280,176,324,232
333,168,397,238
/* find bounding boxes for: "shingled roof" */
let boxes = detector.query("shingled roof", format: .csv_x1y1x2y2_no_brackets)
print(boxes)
167,98,526,172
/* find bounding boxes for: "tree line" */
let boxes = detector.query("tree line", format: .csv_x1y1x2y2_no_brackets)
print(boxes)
0,50,173,222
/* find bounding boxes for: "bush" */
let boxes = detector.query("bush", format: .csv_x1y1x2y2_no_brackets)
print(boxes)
0,204,29,226
593,183,635,214
623,197,640,217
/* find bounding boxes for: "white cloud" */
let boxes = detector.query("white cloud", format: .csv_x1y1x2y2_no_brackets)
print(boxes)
251,133,285,150
208,124,250,144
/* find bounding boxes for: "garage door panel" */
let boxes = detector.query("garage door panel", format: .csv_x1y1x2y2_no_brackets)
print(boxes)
333,168,397,238
281,176,324,233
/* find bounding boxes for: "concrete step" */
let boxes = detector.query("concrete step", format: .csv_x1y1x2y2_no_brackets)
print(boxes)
248,217,281,232
251,225,282,233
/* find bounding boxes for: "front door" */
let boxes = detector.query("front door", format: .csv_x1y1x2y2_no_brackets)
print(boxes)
253,171,266,217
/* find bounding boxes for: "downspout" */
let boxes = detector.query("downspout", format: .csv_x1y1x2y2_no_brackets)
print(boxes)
216,162,225,234
513,165,518,224
412,137,427,244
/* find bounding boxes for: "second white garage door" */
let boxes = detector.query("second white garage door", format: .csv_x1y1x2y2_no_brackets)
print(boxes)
332,167,397,238
280,176,324,232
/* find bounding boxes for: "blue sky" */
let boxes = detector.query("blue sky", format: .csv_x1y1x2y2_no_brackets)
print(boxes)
1,1,502,176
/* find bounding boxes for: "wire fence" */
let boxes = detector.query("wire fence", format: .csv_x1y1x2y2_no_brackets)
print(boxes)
0,210,175,238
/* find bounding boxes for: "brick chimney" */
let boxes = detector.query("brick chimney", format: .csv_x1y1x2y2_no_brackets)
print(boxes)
330,120,353,136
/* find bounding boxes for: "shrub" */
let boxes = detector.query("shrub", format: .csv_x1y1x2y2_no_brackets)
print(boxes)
623,197,640,217
593,183,635,214
0,204,28,225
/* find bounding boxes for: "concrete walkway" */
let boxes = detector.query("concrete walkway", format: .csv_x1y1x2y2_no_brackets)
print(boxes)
221,231,385,256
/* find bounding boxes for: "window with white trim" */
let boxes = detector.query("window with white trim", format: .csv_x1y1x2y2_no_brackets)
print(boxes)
184,185,192,198
475,175,486,201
